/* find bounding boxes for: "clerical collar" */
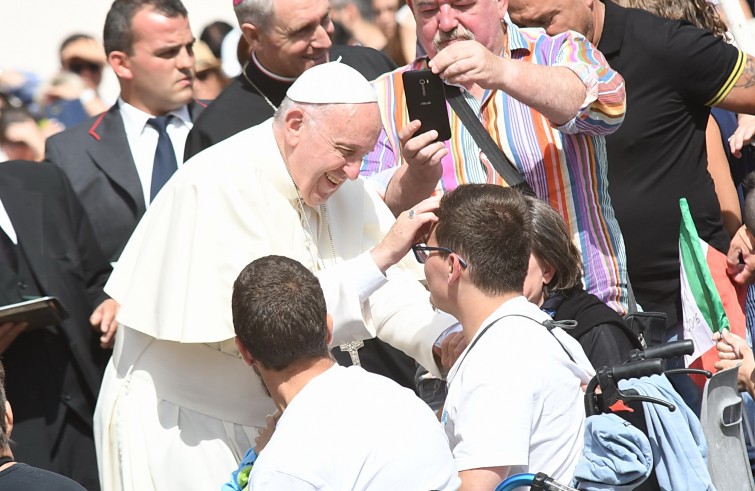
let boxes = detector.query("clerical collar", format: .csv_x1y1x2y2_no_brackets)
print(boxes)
251,52,297,83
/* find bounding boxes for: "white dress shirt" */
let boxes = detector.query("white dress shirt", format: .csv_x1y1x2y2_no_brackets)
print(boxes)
118,98,192,206
0,198,17,244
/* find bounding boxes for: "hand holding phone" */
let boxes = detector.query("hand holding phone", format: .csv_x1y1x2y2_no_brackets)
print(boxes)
402,69,452,142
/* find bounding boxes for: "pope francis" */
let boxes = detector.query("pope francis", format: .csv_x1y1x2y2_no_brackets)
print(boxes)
94,62,458,490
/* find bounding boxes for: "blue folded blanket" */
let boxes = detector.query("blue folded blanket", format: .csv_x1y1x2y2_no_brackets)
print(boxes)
573,413,652,490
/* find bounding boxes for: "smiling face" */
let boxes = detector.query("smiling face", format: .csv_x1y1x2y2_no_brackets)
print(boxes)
411,0,507,58
110,7,195,115
285,102,382,206
247,0,334,78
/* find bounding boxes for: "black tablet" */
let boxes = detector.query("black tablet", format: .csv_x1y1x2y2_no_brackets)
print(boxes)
0,296,68,330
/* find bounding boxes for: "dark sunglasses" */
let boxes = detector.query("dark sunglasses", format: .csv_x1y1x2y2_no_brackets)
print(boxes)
68,61,102,74
411,244,468,268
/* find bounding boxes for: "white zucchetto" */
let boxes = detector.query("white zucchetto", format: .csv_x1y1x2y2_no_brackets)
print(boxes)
286,61,378,104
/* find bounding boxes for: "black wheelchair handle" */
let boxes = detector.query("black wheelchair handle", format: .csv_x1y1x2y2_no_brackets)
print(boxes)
629,339,694,362
611,358,664,381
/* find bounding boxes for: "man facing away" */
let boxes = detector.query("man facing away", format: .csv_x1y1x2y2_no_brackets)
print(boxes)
95,61,458,491
45,0,204,267
224,255,460,490
360,0,629,317
418,184,594,489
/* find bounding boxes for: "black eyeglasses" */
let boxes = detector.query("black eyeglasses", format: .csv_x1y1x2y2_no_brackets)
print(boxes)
68,60,102,74
411,244,468,268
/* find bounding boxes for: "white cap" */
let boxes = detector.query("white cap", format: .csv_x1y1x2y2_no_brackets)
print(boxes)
286,61,377,104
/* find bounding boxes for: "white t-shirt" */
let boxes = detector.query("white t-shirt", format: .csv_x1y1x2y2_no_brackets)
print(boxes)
442,296,594,482
249,364,460,490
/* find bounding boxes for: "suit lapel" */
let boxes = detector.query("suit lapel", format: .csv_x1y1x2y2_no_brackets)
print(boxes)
87,105,147,217
189,99,207,120
0,173,46,291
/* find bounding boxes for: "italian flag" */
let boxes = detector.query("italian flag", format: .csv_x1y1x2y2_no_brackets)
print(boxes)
679,198,746,386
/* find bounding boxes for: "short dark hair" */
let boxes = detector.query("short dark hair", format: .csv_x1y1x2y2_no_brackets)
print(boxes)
526,196,583,298
232,255,330,371
59,33,96,55
743,172,755,233
103,0,188,55
199,21,233,59
435,184,532,295
0,359,10,449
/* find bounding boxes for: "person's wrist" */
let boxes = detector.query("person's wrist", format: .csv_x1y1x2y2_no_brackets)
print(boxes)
405,160,440,187
370,245,393,274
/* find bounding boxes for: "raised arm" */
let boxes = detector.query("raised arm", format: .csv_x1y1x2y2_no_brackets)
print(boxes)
718,54,755,115
428,33,625,133
429,40,585,125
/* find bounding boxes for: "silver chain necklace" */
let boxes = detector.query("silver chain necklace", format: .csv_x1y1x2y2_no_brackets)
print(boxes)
241,60,278,112
284,165,336,270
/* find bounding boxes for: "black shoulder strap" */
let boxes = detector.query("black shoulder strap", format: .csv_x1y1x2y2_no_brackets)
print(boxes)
444,85,534,196
454,314,575,377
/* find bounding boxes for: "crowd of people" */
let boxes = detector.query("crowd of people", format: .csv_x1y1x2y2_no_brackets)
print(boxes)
2,0,755,489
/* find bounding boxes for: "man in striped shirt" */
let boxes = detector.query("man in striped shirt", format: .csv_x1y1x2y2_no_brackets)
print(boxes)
361,0,629,315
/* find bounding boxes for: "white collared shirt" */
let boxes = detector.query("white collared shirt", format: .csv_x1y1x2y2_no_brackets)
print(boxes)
0,198,17,244
118,98,192,206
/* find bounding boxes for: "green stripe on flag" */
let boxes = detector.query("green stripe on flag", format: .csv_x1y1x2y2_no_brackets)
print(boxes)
678,198,730,334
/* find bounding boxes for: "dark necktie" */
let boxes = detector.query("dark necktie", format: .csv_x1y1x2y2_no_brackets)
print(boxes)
147,115,178,202
0,225,18,273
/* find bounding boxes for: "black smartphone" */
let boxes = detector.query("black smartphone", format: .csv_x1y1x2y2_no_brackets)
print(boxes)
402,69,452,142
0,296,68,330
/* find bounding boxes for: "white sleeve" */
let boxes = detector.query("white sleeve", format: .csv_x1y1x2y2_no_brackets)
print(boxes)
315,252,386,347
316,253,457,375
249,470,318,490
369,266,458,376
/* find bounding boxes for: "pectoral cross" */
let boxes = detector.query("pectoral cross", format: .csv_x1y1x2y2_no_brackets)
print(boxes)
339,340,364,366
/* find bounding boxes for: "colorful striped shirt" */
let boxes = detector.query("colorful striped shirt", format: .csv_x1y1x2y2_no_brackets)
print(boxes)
361,20,629,315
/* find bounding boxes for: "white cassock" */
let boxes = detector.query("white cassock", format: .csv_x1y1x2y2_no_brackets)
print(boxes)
94,119,456,491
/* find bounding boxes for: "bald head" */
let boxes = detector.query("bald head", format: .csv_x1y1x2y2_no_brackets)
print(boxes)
508,0,602,45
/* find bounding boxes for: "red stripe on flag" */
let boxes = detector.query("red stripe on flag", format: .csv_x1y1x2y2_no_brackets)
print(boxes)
691,244,746,387
706,245,746,338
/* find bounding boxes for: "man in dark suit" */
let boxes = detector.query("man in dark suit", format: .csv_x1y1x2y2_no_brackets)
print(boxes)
183,0,396,160
0,161,116,490
45,0,205,264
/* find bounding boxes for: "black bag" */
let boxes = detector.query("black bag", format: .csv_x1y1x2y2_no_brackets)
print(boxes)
624,282,668,349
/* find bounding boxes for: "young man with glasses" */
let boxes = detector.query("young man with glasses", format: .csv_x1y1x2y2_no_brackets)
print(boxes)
414,184,594,490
